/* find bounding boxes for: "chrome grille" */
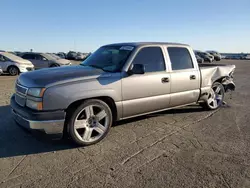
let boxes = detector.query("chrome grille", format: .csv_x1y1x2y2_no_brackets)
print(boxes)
16,84,28,95
15,84,28,107
15,93,26,107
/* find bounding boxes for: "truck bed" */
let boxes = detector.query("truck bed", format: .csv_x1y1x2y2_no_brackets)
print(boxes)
199,63,235,88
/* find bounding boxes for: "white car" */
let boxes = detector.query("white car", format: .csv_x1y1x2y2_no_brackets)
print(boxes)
245,55,250,60
0,52,34,76
21,52,71,69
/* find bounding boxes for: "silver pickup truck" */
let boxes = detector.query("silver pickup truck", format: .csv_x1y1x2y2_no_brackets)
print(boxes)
11,42,235,146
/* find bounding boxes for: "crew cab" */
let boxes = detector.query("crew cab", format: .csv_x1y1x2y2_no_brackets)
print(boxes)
10,42,236,146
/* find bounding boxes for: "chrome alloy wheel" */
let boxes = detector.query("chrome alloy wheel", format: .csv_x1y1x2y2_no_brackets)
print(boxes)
207,84,224,109
73,104,109,143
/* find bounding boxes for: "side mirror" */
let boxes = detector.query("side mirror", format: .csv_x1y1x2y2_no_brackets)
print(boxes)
42,57,47,61
128,64,145,75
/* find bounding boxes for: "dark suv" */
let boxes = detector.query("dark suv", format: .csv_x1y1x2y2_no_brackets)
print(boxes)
206,51,221,61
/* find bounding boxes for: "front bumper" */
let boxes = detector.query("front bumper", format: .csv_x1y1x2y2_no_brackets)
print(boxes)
11,95,65,136
19,66,34,73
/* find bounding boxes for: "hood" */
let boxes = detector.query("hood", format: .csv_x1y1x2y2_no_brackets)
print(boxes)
18,65,105,88
15,59,34,66
53,58,71,65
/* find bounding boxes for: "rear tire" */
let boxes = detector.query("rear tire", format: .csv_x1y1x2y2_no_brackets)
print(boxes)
200,82,225,110
8,66,19,76
67,99,113,146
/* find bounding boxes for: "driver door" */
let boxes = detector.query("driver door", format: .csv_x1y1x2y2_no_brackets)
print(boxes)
33,54,49,69
121,46,171,118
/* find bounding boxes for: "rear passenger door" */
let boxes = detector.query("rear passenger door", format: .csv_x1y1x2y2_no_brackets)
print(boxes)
33,54,49,68
122,46,171,118
167,47,200,107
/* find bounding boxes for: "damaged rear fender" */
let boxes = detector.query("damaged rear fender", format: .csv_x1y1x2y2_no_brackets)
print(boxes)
221,77,235,92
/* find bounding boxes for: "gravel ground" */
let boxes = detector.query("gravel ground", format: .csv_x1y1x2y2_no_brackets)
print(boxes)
0,60,250,188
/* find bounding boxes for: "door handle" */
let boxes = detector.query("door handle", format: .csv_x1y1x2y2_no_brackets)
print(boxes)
190,75,196,80
161,77,169,83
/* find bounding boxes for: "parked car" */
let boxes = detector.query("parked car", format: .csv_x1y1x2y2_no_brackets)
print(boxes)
196,55,204,64
221,55,226,59
75,52,87,60
82,53,92,61
21,52,71,69
206,51,221,61
67,51,78,60
11,42,236,146
57,52,67,59
227,55,241,60
204,52,214,61
245,55,250,60
14,51,23,57
0,52,34,76
194,51,213,63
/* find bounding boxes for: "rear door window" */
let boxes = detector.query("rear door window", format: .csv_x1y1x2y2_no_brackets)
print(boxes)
167,47,194,70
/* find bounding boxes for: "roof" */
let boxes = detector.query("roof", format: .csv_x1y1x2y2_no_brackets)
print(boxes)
22,52,44,55
103,42,189,47
21,52,54,60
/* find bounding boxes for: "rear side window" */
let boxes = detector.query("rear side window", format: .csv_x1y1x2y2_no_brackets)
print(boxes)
34,54,44,60
22,54,34,59
168,47,194,70
132,47,165,72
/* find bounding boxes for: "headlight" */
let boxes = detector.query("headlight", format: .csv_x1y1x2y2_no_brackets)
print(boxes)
26,99,43,110
27,88,46,97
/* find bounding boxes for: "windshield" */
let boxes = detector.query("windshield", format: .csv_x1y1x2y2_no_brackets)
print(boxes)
48,53,61,59
42,53,58,60
2,52,25,61
81,45,134,72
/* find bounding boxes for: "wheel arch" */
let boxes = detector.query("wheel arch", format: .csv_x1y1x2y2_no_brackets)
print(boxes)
213,76,225,84
49,63,60,67
64,96,118,133
7,65,20,74
213,76,235,92
7,65,20,72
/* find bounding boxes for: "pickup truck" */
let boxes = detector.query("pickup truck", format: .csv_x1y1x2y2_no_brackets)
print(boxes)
11,42,236,146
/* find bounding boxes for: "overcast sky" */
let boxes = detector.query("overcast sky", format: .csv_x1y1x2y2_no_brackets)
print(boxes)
1,0,250,53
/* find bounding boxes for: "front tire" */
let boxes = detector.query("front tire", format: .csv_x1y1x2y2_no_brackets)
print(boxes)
200,82,225,110
68,99,113,146
50,64,59,67
8,66,19,76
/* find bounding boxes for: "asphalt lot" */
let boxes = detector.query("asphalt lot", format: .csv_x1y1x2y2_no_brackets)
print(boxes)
0,60,250,188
